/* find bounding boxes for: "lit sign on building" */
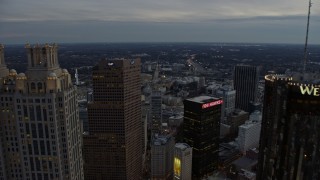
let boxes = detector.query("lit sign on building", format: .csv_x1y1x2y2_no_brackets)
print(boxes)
300,86,320,96
202,100,223,109
174,157,181,178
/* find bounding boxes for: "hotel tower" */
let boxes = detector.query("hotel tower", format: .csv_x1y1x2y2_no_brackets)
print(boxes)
258,73,320,180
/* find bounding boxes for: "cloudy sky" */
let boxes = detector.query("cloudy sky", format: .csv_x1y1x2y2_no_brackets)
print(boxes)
0,0,319,44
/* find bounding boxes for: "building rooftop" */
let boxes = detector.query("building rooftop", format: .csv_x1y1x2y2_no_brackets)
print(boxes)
265,72,320,85
153,135,172,146
232,156,258,170
175,143,191,151
238,169,256,179
187,95,219,104
248,148,259,154
239,120,260,129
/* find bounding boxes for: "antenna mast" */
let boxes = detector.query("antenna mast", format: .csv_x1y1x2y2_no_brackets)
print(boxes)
303,0,312,74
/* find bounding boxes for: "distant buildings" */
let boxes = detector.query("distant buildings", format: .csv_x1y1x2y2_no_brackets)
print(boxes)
0,44,83,179
183,96,222,178
151,135,174,180
174,143,192,180
258,73,320,180
83,58,142,179
225,110,249,138
205,83,236,120
233,65,259,112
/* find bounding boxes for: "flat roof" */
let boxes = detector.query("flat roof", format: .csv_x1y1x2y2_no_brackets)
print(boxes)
153,135,172,146
186,95,219,104
175,143,191,150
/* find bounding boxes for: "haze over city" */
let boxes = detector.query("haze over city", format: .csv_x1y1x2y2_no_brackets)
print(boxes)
1,0,320,180
1,0,320,44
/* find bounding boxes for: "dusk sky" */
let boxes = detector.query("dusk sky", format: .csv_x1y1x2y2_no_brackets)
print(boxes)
1,0,319,44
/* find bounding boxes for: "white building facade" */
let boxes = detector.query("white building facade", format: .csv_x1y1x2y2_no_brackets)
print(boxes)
237,112,262,153
174,143,192,180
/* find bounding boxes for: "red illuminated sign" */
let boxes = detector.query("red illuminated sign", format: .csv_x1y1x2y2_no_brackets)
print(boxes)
202,100,223,109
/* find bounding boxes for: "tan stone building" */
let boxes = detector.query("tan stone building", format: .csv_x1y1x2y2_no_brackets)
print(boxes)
0,44,84,180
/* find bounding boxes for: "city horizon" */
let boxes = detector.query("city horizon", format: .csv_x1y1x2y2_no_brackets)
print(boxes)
1,1,320,44
2,41,320,46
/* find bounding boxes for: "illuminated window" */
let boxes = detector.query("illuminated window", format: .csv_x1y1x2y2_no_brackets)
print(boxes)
174,157,181,177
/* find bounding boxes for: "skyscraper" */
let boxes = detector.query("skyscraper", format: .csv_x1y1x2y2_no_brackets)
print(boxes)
233,65,259,112
151,90,162,133
258,73,320,180
151,135,174,180
83,58,142,180
0,44,84,180
183,96,222,178
174,143,192,180
216,85,236,118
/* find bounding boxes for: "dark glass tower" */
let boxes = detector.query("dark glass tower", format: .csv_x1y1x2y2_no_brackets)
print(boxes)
234,65,259,112
183,96,222,179
258,73,320,180
83,58,142,180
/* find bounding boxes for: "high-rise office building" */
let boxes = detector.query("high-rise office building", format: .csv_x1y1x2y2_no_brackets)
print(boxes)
258,73,320,180
174,143,192,180
237,120,261,153
151,90,162,133
216,85,236,118
234,65,259,112
0,44,83,180
83,58,142,180
151,135,174,180
183,96,222,178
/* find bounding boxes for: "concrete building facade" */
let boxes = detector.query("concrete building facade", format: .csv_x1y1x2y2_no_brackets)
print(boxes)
237,120,261,153
174,143,192,180
151,135,174,180
0,44,83,180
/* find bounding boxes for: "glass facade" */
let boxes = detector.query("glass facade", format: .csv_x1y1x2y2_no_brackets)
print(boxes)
183,97,221,178
258,74,320,180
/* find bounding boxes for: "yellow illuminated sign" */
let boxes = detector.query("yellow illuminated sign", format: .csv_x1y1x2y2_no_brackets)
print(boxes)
300,86,320,96
174,157,181,177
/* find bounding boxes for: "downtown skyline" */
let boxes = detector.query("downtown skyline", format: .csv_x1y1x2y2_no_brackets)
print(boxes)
1,0,320,44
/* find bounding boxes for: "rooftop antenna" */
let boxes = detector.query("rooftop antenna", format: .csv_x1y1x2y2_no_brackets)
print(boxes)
303,0,312,75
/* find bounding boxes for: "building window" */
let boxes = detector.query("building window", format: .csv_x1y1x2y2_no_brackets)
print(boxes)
31,83,36,93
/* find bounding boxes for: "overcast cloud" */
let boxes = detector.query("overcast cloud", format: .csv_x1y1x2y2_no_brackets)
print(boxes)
0,0,319,43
